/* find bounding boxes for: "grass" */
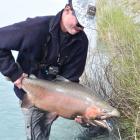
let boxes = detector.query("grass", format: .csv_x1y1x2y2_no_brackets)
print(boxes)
119,0,140,14
96,0,140,139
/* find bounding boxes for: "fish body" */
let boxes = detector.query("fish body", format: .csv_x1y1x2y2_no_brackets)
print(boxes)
22,76,120,129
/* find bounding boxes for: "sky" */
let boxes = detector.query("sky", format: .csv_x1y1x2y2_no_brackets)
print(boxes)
0,0,67,27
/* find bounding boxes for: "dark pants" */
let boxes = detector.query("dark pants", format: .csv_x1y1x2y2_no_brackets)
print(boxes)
21,95,58,140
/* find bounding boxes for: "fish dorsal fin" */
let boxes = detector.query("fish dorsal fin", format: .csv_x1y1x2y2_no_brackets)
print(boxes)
54,75,70,82
29,74,37,79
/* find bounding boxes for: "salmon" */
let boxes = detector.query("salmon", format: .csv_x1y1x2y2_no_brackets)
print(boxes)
22,76,120,130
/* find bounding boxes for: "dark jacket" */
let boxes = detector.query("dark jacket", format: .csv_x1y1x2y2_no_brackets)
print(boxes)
0,10,88,100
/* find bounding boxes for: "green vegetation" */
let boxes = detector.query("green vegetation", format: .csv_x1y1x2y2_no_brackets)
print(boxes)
96,0,140,139
119,0,140,14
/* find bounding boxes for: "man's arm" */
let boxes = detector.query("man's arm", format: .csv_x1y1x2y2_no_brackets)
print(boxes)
0,19,36,83
0,23,26,82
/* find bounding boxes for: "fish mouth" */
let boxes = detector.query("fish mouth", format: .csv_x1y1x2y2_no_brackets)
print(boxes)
88,109,120,131
89,120,113,132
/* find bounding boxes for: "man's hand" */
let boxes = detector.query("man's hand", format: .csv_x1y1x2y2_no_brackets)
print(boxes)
75,116,91,127
14,73,28,89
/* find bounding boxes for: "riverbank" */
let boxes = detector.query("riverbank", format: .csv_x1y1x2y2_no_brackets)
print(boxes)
95,0,140,139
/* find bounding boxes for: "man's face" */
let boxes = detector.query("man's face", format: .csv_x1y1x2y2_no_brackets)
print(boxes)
61,5,84,35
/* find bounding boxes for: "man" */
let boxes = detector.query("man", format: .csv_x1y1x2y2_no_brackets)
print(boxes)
0,1,104,140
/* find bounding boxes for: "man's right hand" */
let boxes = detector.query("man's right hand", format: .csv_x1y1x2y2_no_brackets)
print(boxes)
75,116,91,127
14,73,28,89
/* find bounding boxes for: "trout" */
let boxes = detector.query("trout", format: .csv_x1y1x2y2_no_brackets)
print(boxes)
21,76,120,130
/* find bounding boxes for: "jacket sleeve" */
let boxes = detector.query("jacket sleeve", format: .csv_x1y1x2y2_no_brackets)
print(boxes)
60,37,88,83
0,21,29,82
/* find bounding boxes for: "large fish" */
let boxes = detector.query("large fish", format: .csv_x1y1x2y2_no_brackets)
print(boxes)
21,76,120,130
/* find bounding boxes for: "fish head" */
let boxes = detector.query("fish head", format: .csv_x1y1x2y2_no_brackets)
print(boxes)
85,104,120,120
84,104,120,130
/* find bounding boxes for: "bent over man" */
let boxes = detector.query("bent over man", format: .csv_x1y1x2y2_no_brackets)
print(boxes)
0,1,105,140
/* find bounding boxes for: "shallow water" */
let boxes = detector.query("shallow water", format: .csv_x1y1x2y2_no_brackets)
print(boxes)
0,74,111,140
0,74,26,140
